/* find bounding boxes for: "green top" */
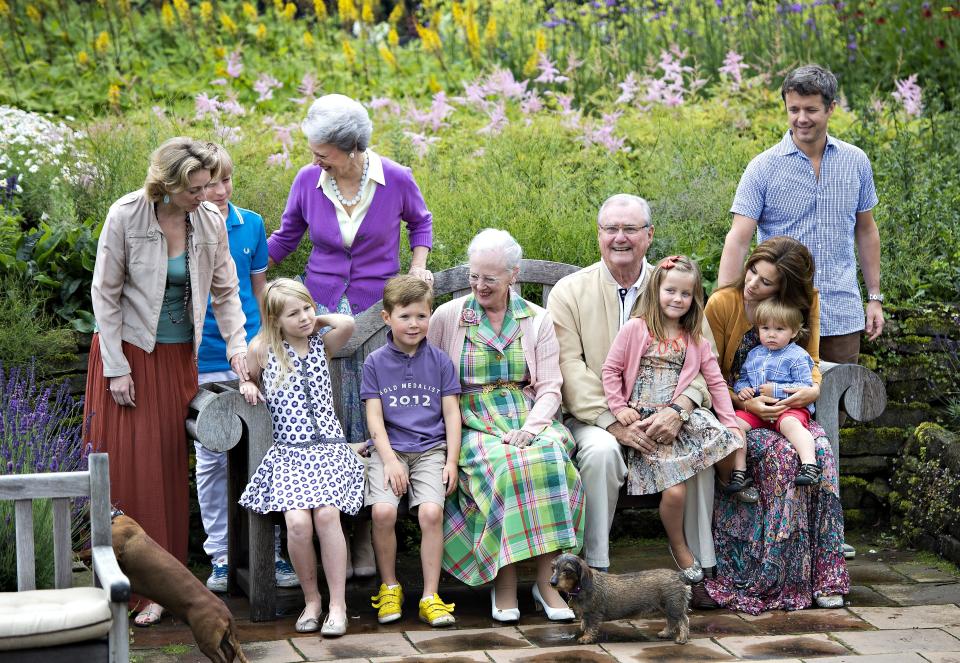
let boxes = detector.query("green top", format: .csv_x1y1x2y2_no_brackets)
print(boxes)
155,252,193,343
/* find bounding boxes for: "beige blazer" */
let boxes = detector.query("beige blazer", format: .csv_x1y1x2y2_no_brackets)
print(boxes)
91,189,247,377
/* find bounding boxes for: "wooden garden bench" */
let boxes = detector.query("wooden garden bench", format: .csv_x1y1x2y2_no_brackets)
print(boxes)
0,453,130,662
187,259,886,621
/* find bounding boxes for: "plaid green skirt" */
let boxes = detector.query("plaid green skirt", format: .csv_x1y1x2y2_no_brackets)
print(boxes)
442,318,583,585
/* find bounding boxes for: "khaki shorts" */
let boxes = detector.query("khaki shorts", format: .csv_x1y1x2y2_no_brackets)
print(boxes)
365,445,448,511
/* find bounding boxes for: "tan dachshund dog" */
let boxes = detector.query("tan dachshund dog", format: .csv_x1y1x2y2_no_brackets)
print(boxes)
111,514,249,663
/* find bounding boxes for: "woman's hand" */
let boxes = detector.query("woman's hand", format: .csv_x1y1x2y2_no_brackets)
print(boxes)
230,352,250,382
239,381,264,406
778,384,820,409
743,394,788,422
442,460,458,496
606,421,656,454
408,265,434,285
108,374,136,407
640,407,683,445
502,429,534,448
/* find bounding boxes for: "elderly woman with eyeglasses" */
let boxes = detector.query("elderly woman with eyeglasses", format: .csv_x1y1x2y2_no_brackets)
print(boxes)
427,229,583,624
84,137,248,626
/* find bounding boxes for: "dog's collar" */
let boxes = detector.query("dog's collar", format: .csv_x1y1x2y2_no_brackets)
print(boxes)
567,584,582,597
110,507,125,521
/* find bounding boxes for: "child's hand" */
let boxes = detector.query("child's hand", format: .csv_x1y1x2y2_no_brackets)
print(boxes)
737,387,756,401
616,408,641,426
759,383,776,397
442,460,458,496
239,381,264,405
383,457,409,497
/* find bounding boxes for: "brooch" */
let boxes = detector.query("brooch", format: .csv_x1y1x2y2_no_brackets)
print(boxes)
460,307,478,325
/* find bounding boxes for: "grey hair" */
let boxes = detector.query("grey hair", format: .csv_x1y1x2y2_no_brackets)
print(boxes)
597,193,652,226
467,228,523,271
301,94,373,152
781,64,838,108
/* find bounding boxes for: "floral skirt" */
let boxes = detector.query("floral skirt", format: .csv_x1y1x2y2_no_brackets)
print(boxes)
704,421,850,614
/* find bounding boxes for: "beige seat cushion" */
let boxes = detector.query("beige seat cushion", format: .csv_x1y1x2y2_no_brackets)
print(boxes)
0,586,112,650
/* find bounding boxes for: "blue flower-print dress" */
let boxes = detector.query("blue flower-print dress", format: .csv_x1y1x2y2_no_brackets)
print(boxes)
239,332,365,514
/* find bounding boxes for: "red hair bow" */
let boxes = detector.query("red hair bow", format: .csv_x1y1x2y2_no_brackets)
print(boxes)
659,255,682,270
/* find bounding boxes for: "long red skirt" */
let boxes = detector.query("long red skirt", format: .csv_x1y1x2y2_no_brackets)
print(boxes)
83,334,197,568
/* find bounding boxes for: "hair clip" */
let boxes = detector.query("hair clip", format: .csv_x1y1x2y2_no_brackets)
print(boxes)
659,255,682,270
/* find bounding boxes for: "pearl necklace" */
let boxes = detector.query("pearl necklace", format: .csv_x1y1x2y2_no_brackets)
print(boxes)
329,152,369,208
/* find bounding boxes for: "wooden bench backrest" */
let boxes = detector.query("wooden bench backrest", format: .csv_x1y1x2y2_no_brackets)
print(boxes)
0,453,111,591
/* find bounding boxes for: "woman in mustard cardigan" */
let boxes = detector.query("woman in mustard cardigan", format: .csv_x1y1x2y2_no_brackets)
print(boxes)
703,236,849,614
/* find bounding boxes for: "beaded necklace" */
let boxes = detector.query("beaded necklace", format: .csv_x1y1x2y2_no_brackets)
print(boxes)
329,151,369,208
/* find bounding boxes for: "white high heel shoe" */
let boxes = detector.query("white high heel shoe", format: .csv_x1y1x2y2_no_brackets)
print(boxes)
490,587,520,622
532,583,575,621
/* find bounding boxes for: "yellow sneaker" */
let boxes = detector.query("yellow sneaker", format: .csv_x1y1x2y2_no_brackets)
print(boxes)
371,583,403,624
418,593,456,627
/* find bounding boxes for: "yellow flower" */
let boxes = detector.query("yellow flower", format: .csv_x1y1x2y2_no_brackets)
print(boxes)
25,4,41,23
173,0,190,23
415,23,442,54
314,0,327,19
303,30,314,48
107,84,121,108
94,31,110,56
272,0,283,11
523,50,538,77
214,45,226,58
338,0,357,22
161,2,176,29
242,2,257,21
387,2,403,24
465,12,480,59
0,0,9,17
342,39,356,66
361,0,374,24
483,15,497,46
378,43,397,70
255,23,267,40
431,10,441,28
282,2,297,19
219,11,238,34
77,50,90,66
451,2,464,28
534,28,546,54
428,74,441,94
387,27,399,47
117,0,131,15
199,1,212,23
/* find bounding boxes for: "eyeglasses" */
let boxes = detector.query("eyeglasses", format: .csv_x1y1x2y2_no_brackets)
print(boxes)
467,273,504,286
598,224,652,236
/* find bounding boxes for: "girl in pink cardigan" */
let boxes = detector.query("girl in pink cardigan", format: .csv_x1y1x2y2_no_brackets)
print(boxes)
602,256,744,584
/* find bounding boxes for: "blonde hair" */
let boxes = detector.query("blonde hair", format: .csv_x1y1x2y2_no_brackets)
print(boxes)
382,275,432,313
754,299,807,342
255,278,316,390
634,255,705,343
143,137,221,202
208,142,234,178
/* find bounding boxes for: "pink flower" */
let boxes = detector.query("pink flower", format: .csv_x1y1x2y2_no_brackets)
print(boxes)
226,50,243,78
460,307,479,325
370,96,402,114
564,52,584,76
253,73,282,102
615,72,639,104
486,68,528,99
892,74,923,117
220,92,246,116
292,73,319,106
718,50,749,91
534,53,569,84
152,105,166,120
520,90,543,115
477,101,508,135
194,93,220,120
403,131,439,159
267,151,292,168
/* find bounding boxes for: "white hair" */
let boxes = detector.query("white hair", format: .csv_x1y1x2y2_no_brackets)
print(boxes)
301,94,373,152
597,193,652,226
467,228,523,271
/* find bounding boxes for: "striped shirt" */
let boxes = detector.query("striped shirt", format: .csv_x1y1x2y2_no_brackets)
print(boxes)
731,131,879,336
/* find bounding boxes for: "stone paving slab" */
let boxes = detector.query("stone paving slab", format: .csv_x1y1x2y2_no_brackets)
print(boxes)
716,632,850,659
891,562,960,583
923,653,960,663
845,584,893,607
291,632,419,660
736,608,871,634
238,638,306,662
370,650,490,662
810,653,930,663
848,604,960,629
518,619,651,647
405,626,532,653
602,637,736,662
846,560,912,585
832,627,960,654
486,644,614,662
630,612,759,638
871,582,960,606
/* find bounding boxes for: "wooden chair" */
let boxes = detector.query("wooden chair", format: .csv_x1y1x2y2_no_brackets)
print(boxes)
187,259,887,619
0,453,130,662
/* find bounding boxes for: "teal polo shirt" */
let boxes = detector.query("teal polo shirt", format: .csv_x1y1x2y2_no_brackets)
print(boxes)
197,203,269,373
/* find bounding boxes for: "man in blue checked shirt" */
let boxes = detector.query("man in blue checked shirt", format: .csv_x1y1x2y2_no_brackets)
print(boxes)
718,64,885,364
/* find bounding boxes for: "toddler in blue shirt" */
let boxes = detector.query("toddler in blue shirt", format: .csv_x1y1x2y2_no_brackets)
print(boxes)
733,300,821,486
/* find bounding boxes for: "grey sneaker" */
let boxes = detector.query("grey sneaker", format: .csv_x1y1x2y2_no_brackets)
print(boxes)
206,562,228,593
275,558,300,588
735,486,760,503
815,594,844,608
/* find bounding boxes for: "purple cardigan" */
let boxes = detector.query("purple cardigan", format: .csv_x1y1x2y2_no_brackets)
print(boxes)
268,156,433,313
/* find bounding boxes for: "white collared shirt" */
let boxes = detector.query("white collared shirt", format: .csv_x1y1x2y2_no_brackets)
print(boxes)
317,149,386,248
602,258,652,329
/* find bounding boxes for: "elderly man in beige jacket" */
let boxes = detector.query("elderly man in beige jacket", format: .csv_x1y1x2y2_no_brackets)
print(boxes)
547,194,727,593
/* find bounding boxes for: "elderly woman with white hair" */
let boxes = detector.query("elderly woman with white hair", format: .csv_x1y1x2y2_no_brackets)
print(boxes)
427,229,583,623
268,94,434,574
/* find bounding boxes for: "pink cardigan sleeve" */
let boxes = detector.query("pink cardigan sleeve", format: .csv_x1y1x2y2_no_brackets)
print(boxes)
698,337,739,428
521,311,563,435
601,321,637,416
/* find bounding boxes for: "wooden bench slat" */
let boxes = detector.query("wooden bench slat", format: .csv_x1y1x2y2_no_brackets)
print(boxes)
0,472,91,499
15,499,36,591
52,497,72,589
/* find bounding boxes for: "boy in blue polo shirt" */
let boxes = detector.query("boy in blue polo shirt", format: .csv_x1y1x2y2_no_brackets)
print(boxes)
362,275,461,627
195,145,299,592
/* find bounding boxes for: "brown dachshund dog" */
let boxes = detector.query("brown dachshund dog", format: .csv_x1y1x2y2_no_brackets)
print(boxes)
111,514,249,663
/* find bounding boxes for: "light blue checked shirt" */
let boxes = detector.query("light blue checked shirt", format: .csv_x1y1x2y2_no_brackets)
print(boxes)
733,342,816,414
731,131,879,336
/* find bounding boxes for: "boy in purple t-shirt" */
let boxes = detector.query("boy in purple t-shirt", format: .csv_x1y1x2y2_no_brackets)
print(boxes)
361,276,461,628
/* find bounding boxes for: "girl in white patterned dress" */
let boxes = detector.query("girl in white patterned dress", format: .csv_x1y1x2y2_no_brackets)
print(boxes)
239,278,365,637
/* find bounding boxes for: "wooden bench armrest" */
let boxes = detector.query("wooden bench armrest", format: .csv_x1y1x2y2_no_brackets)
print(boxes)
816,361,887,459
92,545,130,603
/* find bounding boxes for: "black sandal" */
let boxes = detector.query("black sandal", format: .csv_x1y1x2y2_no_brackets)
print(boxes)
725,469,753,494
795,463,822,486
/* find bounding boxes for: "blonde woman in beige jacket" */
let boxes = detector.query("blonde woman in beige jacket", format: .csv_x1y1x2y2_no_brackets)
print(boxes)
83,138,248,627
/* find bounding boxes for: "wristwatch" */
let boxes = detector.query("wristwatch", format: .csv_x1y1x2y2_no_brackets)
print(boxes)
668,403,690,423
867,292,884,302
